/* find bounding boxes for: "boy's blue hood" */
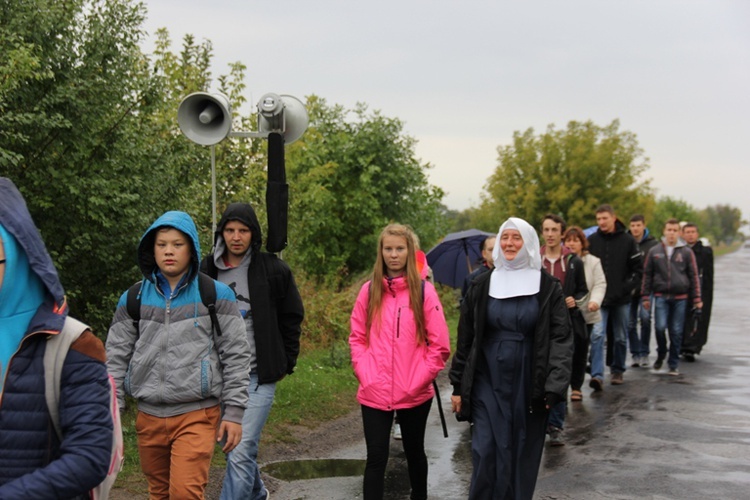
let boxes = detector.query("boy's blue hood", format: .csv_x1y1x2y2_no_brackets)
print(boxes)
0,178,66,305
137,211,201,282
1,178,67,379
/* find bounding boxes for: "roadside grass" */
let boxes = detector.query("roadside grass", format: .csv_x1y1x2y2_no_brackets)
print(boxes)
112,284,461,492
713,240,741,257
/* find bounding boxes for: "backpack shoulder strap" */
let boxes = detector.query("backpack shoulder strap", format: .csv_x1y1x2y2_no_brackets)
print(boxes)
44,316,90,440
126,280,143,337
198,272,222,336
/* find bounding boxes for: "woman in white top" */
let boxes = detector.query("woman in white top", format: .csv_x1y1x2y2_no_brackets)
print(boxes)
564,226,607,392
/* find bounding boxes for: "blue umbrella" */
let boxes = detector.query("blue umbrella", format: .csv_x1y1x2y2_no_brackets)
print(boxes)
584,225,598,238
426,229,496,288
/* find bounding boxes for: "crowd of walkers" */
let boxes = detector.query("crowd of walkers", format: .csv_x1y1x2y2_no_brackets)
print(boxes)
351,204,714,500
1,174,715,500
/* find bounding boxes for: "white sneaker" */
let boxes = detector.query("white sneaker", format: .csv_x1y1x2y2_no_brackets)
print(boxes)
640,356,650,367
393,423,402,440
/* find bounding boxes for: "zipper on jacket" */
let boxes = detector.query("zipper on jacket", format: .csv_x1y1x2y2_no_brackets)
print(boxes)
397,307,401,338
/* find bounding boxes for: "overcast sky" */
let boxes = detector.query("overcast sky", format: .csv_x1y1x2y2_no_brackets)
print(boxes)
142,0,750,223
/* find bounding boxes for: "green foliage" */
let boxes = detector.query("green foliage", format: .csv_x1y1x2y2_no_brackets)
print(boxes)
473,120,655,230
285,97,448,284
697,204,744,245
650,196,699,237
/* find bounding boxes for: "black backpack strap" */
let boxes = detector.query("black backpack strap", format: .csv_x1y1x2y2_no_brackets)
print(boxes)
126,281,143,338
198,272,222,336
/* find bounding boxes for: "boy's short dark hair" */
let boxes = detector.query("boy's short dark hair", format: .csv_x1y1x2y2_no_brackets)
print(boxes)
664,218,680,228
682,222,698,231
629,214,645,223
542,213,566,232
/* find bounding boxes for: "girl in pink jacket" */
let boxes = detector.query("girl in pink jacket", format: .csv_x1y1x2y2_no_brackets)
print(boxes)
349,223,450,500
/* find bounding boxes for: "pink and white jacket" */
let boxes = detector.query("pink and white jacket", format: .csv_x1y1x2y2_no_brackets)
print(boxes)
349,276,451,411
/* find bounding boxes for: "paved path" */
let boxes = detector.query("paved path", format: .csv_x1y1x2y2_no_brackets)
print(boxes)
268,245,750,499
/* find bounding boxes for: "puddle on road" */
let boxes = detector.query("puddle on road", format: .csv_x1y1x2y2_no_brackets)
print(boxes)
263,459,366,481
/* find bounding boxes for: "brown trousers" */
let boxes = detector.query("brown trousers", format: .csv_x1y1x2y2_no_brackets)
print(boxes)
136,406,221,499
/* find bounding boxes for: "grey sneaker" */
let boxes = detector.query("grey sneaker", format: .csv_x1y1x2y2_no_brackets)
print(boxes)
668,368,680,376
631,356,641,368
640,356,650,367
548,426,565,446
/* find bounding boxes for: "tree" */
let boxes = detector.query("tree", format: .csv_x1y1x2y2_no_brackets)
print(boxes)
284,97,447,284
0,2,229,332
698,204,743,245
650,196,699,236
472,120,654,230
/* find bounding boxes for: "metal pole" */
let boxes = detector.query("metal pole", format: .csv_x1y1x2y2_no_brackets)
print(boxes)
211,145,217,236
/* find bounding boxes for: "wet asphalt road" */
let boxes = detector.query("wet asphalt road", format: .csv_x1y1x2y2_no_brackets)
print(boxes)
268,246,750,499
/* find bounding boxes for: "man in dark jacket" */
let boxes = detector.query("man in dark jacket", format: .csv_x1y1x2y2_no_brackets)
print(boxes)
641,218,702,375
540,214,588,446
627,214,659,367
0,177,112,498
587,204,642,385
680,223,714,361
202,202,304,500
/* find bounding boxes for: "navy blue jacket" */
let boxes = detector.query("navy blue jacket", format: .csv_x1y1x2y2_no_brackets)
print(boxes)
0,178,112,498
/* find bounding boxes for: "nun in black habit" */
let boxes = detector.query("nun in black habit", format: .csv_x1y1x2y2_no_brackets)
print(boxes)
450,217,572,500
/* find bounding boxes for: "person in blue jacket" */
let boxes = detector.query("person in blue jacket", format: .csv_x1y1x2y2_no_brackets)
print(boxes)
0,177,113,498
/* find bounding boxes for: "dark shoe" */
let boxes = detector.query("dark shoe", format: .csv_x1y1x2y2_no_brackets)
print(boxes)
653,358,664,370
611,373,624,385
683,352,696,362
589,377,604,391
548,426,565,446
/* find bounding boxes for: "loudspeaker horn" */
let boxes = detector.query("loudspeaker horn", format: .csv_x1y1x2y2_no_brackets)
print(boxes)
177,92,232,146
257,93,309,144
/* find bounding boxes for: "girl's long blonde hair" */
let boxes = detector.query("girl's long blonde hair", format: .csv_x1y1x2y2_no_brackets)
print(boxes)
366,224,427,345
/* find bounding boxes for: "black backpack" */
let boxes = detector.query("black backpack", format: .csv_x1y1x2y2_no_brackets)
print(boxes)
126,272,223,337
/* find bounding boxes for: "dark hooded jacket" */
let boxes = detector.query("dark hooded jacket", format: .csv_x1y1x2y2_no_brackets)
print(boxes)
0,178,112,498
587,219,643,307
201,203,304,385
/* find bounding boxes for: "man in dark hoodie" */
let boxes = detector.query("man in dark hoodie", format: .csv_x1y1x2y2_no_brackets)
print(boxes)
587,204,642,386
201,203,304,500
0,177,112,498
627,214,659,367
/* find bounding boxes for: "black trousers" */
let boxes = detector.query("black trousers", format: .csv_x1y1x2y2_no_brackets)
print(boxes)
361,398,433,500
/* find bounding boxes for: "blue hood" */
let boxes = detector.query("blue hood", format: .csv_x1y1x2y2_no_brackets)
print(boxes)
137,211,202,282
0,178,66,304
1,177,67,379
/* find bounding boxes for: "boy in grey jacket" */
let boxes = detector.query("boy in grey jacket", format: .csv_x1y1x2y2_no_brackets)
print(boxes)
106,211,251,499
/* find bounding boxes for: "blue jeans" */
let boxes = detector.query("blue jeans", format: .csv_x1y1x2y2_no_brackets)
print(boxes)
599,303,629,375
548,401,566,429
653,296,687,370
628,296,652,358
220,373,276,500
589,320,606,380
